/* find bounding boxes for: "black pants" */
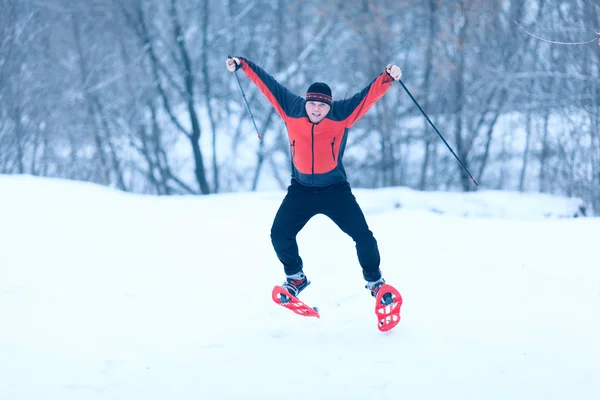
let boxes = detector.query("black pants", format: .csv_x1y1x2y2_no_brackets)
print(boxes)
270,179,382,282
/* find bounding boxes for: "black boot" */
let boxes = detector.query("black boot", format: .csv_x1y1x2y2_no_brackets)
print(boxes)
281,272,310,300
366,278,394,305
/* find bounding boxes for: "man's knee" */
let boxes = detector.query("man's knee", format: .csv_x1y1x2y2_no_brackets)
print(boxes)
355,230,377,248
270,224,285,241
270,226,295,252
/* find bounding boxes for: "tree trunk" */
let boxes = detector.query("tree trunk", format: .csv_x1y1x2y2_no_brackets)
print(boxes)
539,112,550,193
71,15,110,185
169,0,210,194
13,103,24,173
419,0,437,190
519,111,532,192
454,11,469,191
201,0,220,193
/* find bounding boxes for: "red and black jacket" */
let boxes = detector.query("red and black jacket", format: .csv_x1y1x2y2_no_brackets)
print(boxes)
238,57,395,187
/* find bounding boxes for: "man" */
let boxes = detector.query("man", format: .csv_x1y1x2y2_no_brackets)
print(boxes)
226,56,402,303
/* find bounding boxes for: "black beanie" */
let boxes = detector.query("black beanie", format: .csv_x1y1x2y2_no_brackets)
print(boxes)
306,82,332,106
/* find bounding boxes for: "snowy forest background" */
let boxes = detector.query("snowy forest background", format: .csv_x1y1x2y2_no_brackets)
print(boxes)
1,0,599,213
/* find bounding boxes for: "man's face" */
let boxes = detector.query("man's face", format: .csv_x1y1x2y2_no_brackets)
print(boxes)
305,101,331,123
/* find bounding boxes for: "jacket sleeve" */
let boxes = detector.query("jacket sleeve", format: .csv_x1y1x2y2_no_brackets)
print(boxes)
238,57,303,120
333,71,395,128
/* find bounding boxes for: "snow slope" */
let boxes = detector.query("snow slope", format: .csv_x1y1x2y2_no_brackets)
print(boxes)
1,175,598,400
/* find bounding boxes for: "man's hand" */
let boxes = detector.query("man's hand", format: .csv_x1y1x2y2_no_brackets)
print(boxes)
227,57,241,72
386,64,402,81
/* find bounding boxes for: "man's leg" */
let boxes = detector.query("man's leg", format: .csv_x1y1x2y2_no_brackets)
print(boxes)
270,184,315,276
321,183,382,282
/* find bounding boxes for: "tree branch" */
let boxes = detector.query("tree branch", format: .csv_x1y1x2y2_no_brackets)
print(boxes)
515,21,600,45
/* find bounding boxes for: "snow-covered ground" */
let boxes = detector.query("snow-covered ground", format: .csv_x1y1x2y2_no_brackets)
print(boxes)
1,174,598,400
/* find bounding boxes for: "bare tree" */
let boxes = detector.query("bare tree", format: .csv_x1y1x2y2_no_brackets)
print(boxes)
418,0,439,190
120,0,210,194
1,0,598,214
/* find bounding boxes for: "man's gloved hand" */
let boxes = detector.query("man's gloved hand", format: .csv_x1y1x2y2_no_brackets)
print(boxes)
226,57,242,72
386,64,402,81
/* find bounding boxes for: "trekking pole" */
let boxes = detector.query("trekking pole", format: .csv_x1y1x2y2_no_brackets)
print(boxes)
397,79,479,187
229,56,262,140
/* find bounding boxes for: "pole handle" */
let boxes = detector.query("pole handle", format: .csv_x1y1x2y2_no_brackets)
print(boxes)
229,56,262,140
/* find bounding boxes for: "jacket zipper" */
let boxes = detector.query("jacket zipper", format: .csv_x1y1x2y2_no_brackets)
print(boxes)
311,124,315,184
290,140,296,158
331,137,336,161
